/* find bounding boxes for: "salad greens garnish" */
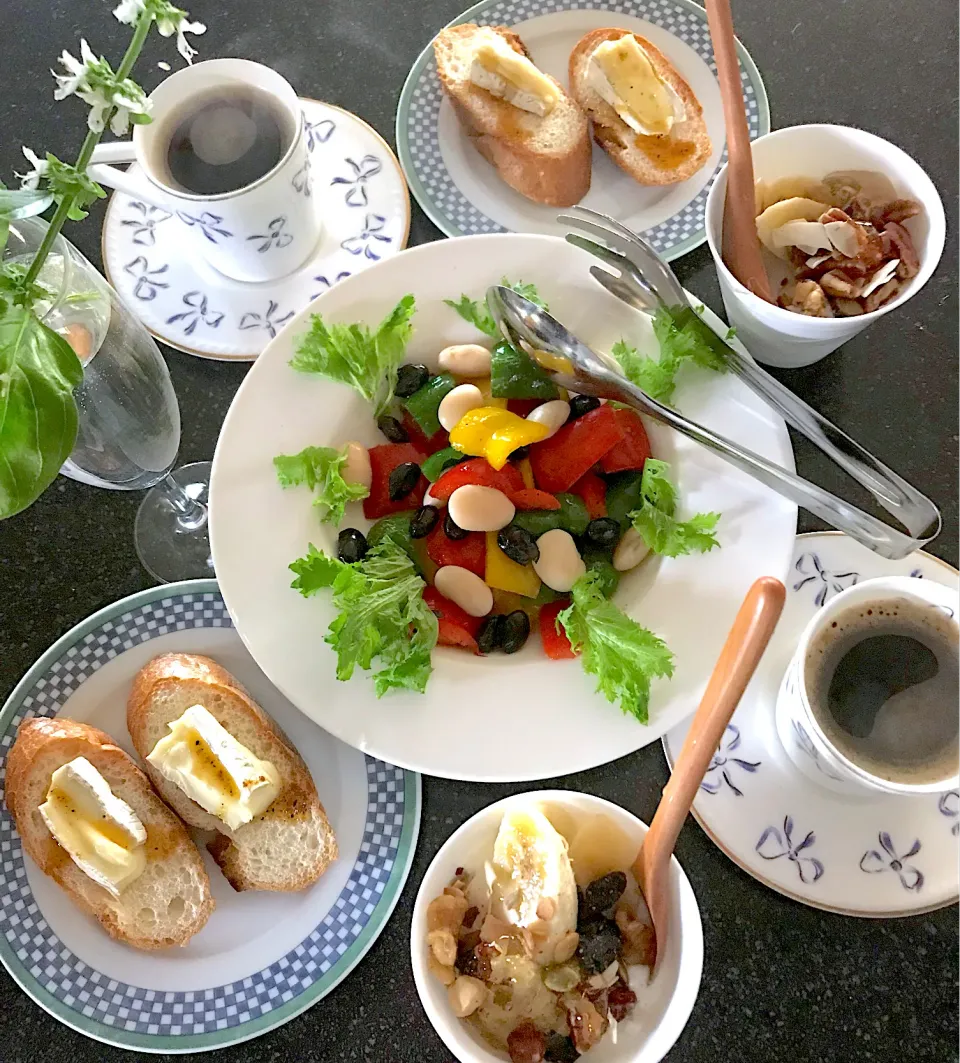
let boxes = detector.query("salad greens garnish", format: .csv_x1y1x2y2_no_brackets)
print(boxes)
611,305,731,405
629,458,721,558
558,570,674,724
444,278,546,337
273,445,368,524
290,538,438,696
290,293,416,416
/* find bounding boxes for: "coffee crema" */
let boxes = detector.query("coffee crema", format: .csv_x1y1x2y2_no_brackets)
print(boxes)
805,596,959,785
156,85,295,196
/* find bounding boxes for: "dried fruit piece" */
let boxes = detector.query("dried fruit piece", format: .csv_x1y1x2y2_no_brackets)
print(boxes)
607,982,638,1021
507,1021,547,1063
576,915,621,974
582,871,628,917
616,905,657,966
568,996,606,1052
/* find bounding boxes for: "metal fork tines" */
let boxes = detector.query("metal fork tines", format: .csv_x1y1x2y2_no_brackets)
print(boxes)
557,206,941,551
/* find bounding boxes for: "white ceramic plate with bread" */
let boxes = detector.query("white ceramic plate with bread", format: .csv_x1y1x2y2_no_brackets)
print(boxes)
397,0,769,258
0,580,420,1053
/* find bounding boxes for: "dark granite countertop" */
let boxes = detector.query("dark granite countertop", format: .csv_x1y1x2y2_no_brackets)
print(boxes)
1,1,957,1060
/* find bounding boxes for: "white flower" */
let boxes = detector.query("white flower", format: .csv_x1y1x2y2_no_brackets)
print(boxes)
16,147,48,190
111,0,145,25
52,38,99,102
51,38,152,134
155,12,206,65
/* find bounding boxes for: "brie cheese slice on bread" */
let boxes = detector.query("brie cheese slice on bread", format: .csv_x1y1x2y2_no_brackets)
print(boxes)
588,34,687,136
469,30,559,116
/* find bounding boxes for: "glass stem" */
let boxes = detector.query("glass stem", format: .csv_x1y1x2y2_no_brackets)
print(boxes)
160,472,207,531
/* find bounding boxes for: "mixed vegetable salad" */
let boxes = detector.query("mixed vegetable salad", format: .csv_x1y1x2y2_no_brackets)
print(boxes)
276,281,727,723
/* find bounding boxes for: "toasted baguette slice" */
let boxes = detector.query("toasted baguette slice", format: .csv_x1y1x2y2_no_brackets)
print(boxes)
5,717,214,949
569,28,712,186
127,654,336,892
434,24,591,206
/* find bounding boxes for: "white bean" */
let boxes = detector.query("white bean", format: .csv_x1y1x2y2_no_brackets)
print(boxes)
438,384,484,432
448,484,515,532
434,566,493,618
533,529,585,592
613,527,650,572
340,441,371,489
423,484,445,509
525,399,570,439
438,343,492,378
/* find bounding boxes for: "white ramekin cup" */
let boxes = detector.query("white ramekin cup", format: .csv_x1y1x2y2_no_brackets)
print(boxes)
410,790,703,1063
705,124,946,368
775,575,959,796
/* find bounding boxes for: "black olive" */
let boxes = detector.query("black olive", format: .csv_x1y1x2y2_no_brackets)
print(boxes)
501,610,530,654
509,445,530,462
544,1033,581,1062
586,517,621,549
377,414,409,443
567,394,601,422
576,915,621,975
395,363,429,398
582,871,627,917
337,528,368,564
476,615,505,655
409,505,440,539
497,525,539,565
443,511,469,540
388,462,421,501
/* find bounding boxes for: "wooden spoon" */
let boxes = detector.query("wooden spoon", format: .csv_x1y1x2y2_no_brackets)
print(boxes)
632,576,785,965
704,0,773,302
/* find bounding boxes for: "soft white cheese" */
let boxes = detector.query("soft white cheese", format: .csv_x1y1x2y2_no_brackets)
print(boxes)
147,704,280,831
469,32,559,116
587,35,686,137
38,756,147,898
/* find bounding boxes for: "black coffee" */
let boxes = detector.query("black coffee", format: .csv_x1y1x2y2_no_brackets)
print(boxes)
807,597,959,784
160,86,295,195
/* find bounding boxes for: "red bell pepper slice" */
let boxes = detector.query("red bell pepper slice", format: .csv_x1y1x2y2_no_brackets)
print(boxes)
363,442,427,520
431,458,525,502
401,410,448,454
511,488,561,511
599,408,652,474
423,587,481,653
425,523,486,578
507,398,542,418
539,600,577,659
528,405,623,493
569,471,607,519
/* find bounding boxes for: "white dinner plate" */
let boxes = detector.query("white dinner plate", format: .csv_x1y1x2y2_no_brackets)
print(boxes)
663,532,960,917
0,581,420,1052
396,0,769,257
209,232,797,782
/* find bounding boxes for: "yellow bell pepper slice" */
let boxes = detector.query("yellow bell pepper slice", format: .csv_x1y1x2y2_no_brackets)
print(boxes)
449,406,549,470
485,532,542,598
475,377,508,410
517,457,536,490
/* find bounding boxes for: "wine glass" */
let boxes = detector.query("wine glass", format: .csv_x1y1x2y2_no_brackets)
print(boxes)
4,216,213,583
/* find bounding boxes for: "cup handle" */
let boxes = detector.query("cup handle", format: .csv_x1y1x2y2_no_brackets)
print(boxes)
87,142,175,213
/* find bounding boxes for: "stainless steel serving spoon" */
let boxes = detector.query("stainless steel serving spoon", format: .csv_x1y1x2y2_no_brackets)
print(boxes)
486,281,939,560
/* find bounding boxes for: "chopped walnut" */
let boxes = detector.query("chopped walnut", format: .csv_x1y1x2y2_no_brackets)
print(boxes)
790,279,834,317
833,298,865,317
567,995,606,1053
427,928,458,967
883,221,920,279
874,198,922,226
863,278,901,313
616,905,657,967
819,270,864,298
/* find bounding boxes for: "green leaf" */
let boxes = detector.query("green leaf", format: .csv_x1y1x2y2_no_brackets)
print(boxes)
0,304,82,519
273,444,368,524
290,294,415,416
444,278,547,337
610,338,679,404
628,458,721,558
558,570,674,723
289,537,438,696
0,188,55,222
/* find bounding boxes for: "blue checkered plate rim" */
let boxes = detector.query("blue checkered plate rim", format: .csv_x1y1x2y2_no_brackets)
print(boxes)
396,0,770,260
0,579,421,1053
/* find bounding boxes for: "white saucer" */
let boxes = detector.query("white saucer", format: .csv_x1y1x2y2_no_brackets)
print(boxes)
102,100,411,361
663,532,959,917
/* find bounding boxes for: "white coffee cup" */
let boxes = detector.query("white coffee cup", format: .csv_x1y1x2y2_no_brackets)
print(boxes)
87,58,320,283
705,124,946,368
775,575,959,796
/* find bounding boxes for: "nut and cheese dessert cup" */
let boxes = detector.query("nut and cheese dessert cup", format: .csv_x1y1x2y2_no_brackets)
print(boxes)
705,124,945,368
411,790,703,1063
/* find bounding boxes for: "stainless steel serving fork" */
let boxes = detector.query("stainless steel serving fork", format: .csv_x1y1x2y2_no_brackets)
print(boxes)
486,207,941,560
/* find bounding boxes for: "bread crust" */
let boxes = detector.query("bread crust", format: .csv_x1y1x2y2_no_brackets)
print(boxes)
569,28,712,186
127,653,337,892
434,24,591,206
6,717,214,948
